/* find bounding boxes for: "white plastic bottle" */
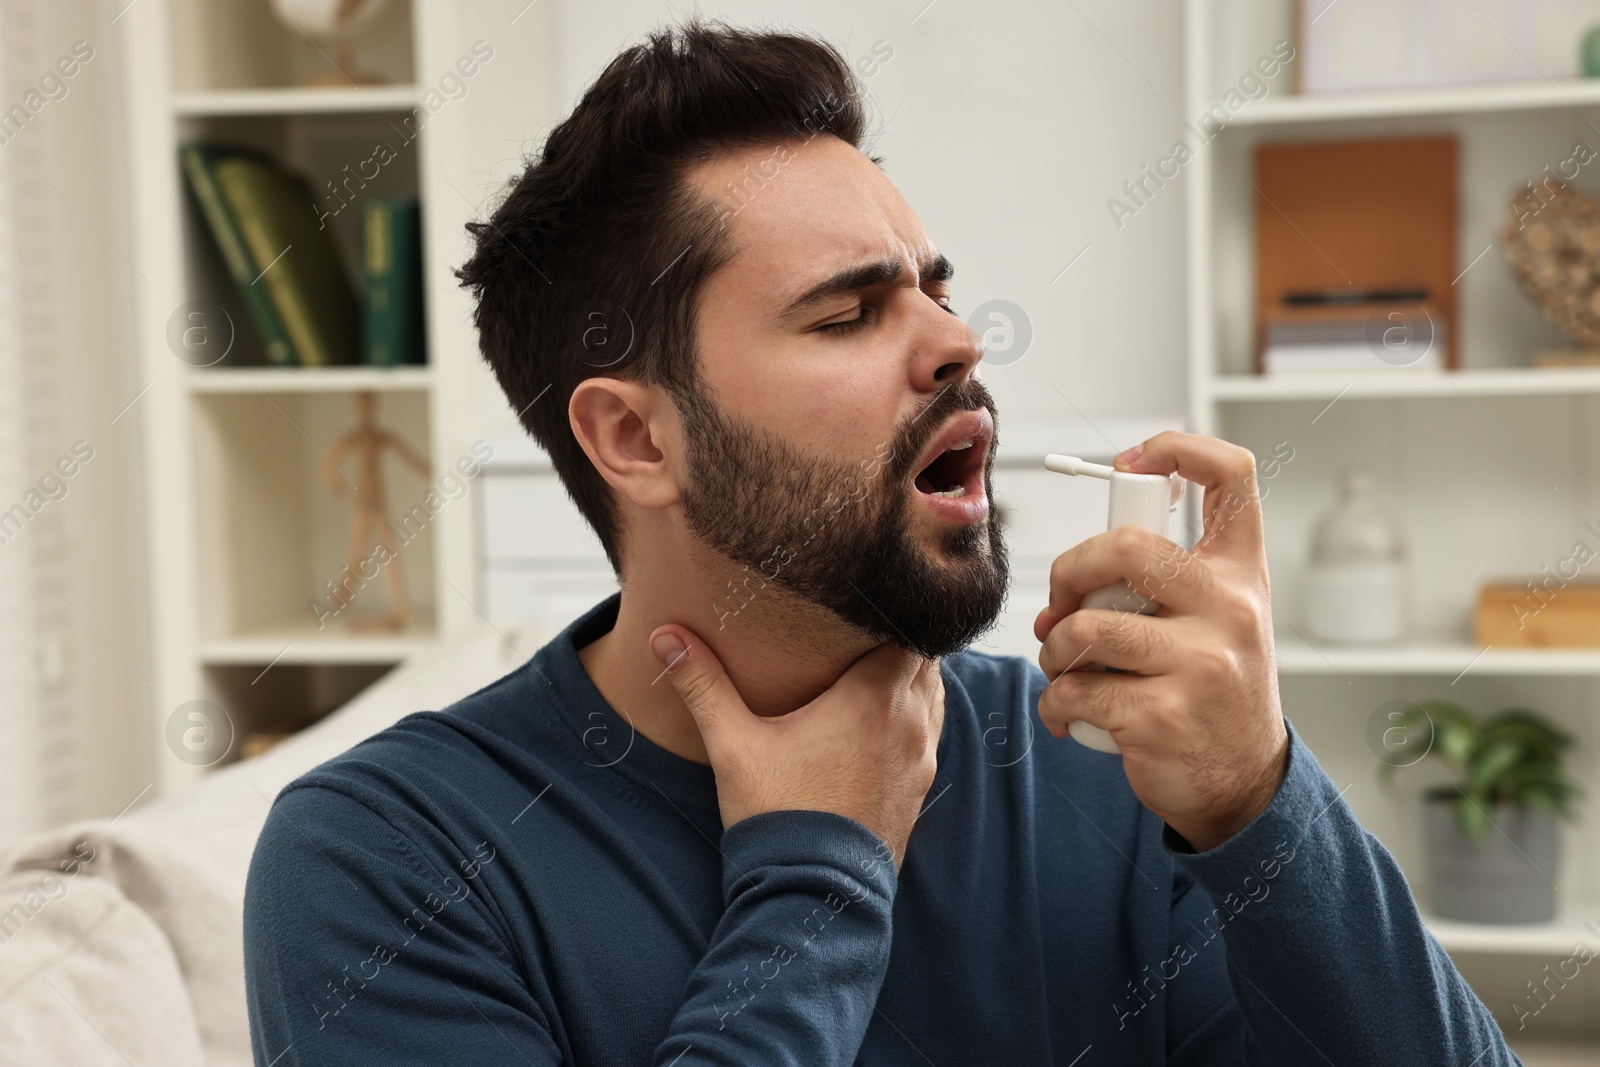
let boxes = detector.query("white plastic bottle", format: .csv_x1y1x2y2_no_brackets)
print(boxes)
1042,455,1184,754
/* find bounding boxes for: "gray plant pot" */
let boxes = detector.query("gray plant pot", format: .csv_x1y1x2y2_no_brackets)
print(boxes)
1423,792,1560,923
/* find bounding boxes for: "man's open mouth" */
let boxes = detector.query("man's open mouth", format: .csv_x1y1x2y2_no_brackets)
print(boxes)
910,409,993,520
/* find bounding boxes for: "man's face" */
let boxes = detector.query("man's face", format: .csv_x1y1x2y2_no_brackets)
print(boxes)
674,134,1009,659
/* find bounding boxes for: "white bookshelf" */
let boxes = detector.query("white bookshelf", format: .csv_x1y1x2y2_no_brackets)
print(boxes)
122,1,483,794
1190,1,1600,1045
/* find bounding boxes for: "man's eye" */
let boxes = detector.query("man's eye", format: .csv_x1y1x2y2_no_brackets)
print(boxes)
818,308,872,334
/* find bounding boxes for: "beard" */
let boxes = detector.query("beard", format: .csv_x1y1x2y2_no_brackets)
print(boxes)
675,375,1010,659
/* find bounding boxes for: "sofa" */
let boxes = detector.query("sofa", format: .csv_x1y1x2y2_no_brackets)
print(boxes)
0,619,545,1065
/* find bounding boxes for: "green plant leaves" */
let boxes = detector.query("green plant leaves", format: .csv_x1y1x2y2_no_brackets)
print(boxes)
1453,791,1492,842
1375,699,1583,828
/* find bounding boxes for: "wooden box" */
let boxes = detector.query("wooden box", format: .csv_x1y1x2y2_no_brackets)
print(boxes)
1476,580,1600,648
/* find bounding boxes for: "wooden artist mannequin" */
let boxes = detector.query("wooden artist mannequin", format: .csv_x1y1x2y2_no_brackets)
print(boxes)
321,391,430,630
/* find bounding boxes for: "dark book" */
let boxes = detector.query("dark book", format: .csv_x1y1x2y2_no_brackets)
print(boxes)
212,154,360,367
178,143,295,366
362,198,425,366
1283,286,1429,307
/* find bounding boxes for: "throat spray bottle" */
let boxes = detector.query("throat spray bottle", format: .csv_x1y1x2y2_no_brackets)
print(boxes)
1042,455,1186,754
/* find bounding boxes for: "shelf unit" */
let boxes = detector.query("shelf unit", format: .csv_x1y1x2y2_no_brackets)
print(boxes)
1189,1,1600,1046
123,1,482,793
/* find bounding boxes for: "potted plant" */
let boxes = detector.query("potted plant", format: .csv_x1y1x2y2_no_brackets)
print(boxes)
1379,700,1582,923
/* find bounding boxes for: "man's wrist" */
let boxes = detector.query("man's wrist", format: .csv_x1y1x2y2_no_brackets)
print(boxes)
1167,730,1291,853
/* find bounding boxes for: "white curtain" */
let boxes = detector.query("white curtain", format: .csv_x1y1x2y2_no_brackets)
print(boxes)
0,0,63,837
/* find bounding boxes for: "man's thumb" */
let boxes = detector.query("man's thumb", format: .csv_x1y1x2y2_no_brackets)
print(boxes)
649,626,745,735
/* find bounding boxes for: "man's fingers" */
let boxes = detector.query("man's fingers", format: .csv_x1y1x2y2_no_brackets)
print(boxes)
1037,669,1174,745
1117,430,1264,562
650,625,750,743
1044,525,1212,624
1037,608,1183,678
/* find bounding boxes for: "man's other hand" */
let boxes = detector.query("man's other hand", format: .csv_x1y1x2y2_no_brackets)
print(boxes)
650,629,944,871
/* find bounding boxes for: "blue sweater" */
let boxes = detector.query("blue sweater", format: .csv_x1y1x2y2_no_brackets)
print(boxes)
244,593,1521,1065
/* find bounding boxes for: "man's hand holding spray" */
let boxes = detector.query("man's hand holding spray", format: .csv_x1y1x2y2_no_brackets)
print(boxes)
1035,431,1290,853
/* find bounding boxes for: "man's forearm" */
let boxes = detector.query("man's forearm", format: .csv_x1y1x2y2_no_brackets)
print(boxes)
653,810,898,1067
1165,718,1521,1065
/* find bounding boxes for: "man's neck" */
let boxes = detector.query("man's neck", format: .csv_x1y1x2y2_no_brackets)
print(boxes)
576,581,875,766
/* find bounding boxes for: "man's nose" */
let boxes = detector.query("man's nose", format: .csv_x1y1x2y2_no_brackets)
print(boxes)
913,302,984,390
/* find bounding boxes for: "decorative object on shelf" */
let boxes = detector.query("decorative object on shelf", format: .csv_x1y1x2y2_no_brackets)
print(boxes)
1477,576,1600,649
1533,349,1600,368
213,149,361,367
362,197,425,366
1254,136,1458,374
1379,700,1581,923
320,391,430,630
1295,0,1588,93
1302,466,1408,644
268,0,403,87
1500,181,1600,357
1584,24,1600,78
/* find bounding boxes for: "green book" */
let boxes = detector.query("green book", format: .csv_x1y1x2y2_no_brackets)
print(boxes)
362,198,425,366
178,144,295,366
212,155,360,367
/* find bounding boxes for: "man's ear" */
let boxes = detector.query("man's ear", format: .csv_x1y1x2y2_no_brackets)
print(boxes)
569,377,683,509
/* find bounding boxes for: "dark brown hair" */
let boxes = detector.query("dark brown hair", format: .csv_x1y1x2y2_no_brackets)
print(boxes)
455,18,873,572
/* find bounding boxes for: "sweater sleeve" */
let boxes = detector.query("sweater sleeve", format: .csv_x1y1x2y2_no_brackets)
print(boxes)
650,809,899,1067
1160,717,1524,1066
243,784,565,1066
245,788,897,1067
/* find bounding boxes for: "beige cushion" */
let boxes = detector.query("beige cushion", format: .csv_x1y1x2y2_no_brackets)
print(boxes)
0,619,544,1066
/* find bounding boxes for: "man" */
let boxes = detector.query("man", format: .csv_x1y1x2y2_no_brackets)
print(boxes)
244,19,1521,1066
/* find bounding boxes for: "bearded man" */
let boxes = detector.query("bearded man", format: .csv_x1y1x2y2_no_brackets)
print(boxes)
244,19,1520,1067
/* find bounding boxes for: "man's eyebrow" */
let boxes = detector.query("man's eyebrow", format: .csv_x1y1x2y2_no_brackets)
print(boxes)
776,252,954,325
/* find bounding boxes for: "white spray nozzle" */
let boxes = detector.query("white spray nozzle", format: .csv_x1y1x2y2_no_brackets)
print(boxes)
1044,454,1114,479
1044,453,1187,508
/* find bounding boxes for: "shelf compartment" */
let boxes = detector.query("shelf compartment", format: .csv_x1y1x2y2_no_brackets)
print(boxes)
169,0,415,93
176,109,423,369
1201,107,1579,381
193,389,437,646
198,662,396,769
174,86,422,117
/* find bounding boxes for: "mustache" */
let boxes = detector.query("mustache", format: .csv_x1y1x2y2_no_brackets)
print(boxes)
885,378,998,482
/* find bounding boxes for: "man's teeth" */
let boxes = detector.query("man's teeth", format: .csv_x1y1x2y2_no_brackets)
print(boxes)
929,485,967,499
948,439,973,451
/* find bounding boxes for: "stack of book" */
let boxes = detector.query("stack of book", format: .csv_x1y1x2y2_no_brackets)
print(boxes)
1259,288,1445,374
180,142,424,368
